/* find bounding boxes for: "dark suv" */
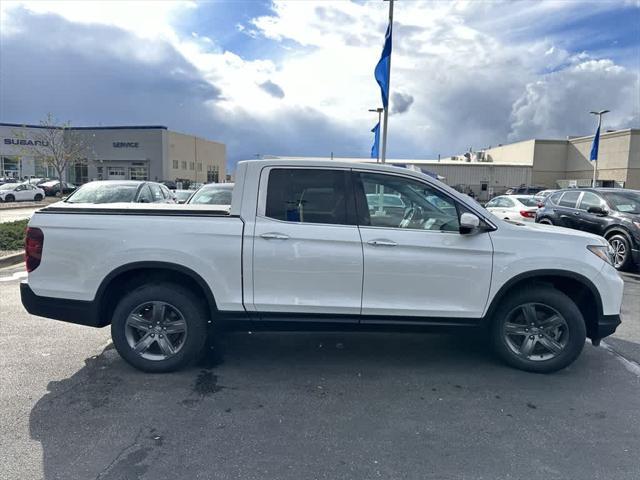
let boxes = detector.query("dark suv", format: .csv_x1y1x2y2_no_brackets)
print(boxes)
536,188,640,271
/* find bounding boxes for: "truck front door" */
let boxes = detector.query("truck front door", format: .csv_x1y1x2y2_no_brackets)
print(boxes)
353,171,493,319
251,167,363,318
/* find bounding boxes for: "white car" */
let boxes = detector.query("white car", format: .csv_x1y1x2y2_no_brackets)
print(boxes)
22,159,623,374
0,182,45,202
485,195,539,222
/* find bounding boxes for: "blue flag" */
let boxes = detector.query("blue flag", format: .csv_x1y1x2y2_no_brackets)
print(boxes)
590,125,600,161
371,122,380,159
374,23,392,108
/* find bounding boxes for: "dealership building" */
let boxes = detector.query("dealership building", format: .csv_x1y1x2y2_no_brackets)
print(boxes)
268,128,639,201
0,123,226,184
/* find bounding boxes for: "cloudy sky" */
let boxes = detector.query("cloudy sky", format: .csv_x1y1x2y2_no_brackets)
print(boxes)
1,1,638,168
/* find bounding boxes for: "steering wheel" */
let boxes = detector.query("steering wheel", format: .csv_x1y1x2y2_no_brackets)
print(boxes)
400,206,423,228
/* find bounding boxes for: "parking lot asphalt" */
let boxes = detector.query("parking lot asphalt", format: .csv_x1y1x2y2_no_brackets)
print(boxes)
1,264,639,480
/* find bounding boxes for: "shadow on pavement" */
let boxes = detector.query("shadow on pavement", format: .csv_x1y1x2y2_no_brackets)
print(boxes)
29,331,640,480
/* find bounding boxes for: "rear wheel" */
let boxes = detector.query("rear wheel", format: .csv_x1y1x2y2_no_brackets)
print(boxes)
34,194,43,201
491,286,586,373
538,218,553,225
111,282,208,372
607,234,632,271
4,194,15,202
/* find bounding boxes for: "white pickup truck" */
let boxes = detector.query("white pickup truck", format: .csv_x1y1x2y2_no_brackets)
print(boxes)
21,159,624,373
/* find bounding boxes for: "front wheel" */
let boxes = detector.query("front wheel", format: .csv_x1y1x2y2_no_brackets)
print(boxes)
537,218,553,225
34,194,43,201
4,194,15,202
111,282,208,373
491,286,586,373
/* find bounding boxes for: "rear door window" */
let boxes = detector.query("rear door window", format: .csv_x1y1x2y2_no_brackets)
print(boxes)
558,191,581,208
265,169,352,225
578,192,604,211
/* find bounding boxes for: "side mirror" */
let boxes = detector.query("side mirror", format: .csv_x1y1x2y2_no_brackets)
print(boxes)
587,206,608,216
459,212,480,234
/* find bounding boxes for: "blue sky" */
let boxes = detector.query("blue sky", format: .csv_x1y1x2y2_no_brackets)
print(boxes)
1,1,638,167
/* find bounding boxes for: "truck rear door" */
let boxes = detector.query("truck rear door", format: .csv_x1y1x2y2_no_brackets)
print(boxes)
250,167,363,318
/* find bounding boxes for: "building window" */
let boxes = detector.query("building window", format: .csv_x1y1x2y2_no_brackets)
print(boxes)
207,165,220,183
73,163,89,184
197,163,202,172
107,167,126,179
181,161,187,170
1,156,20,178
189,162,195,170
130,166,148,181
173,160,178,169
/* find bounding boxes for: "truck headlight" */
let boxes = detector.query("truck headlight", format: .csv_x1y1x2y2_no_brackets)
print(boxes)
587,244,613,265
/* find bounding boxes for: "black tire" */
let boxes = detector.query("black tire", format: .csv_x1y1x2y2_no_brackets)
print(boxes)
607,234,633,271
4,194,15,202
538,217,553,225
491,286,586,373
111,282,209,373
34,194,43,201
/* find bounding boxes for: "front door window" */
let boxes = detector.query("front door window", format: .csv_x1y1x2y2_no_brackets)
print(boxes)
356,172,460,231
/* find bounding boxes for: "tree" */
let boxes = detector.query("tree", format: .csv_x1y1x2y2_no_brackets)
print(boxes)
17,114,93,195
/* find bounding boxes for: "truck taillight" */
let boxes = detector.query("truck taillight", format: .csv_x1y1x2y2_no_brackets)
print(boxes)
25,227,44,272
520,210,535,218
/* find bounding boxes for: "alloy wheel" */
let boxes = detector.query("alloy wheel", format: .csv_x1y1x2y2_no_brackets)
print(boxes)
124,301,188,361
503,303,569,361
610,238,626,268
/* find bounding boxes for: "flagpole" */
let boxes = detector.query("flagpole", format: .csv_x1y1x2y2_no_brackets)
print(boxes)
589,109,609,188
380,0,394,164
592,115,601,188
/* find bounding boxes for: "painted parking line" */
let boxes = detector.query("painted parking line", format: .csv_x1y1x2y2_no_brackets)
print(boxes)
0,271,28,282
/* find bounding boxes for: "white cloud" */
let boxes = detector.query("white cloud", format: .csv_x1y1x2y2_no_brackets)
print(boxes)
509,59,639,140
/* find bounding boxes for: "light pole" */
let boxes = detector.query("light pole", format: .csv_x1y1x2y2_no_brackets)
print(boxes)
590,109,609,187
369,107,383,163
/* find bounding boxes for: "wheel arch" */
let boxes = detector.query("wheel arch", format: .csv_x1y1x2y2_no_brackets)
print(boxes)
95,261,218,327
603,226,636,248
483,269,603,339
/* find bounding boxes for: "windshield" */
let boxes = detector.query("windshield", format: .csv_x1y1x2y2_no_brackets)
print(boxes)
188,187,232,205
66,183,138,203
603,191,640,214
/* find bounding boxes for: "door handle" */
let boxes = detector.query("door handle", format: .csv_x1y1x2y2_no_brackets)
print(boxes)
367,239,398,247
260,233,289,240
573,212,580,215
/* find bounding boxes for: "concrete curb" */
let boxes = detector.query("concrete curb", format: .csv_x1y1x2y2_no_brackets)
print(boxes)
0,252,23,268
0,201,49,211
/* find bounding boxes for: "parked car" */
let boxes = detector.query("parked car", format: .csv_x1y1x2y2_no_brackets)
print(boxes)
39,180,77,197
505,185,546,195
187,183,233,205
173,189,193,204
22,160,623,374
64,180,176,204
0,182,45,202
0,177,18,186
485,195,539,222
536,188,640,271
